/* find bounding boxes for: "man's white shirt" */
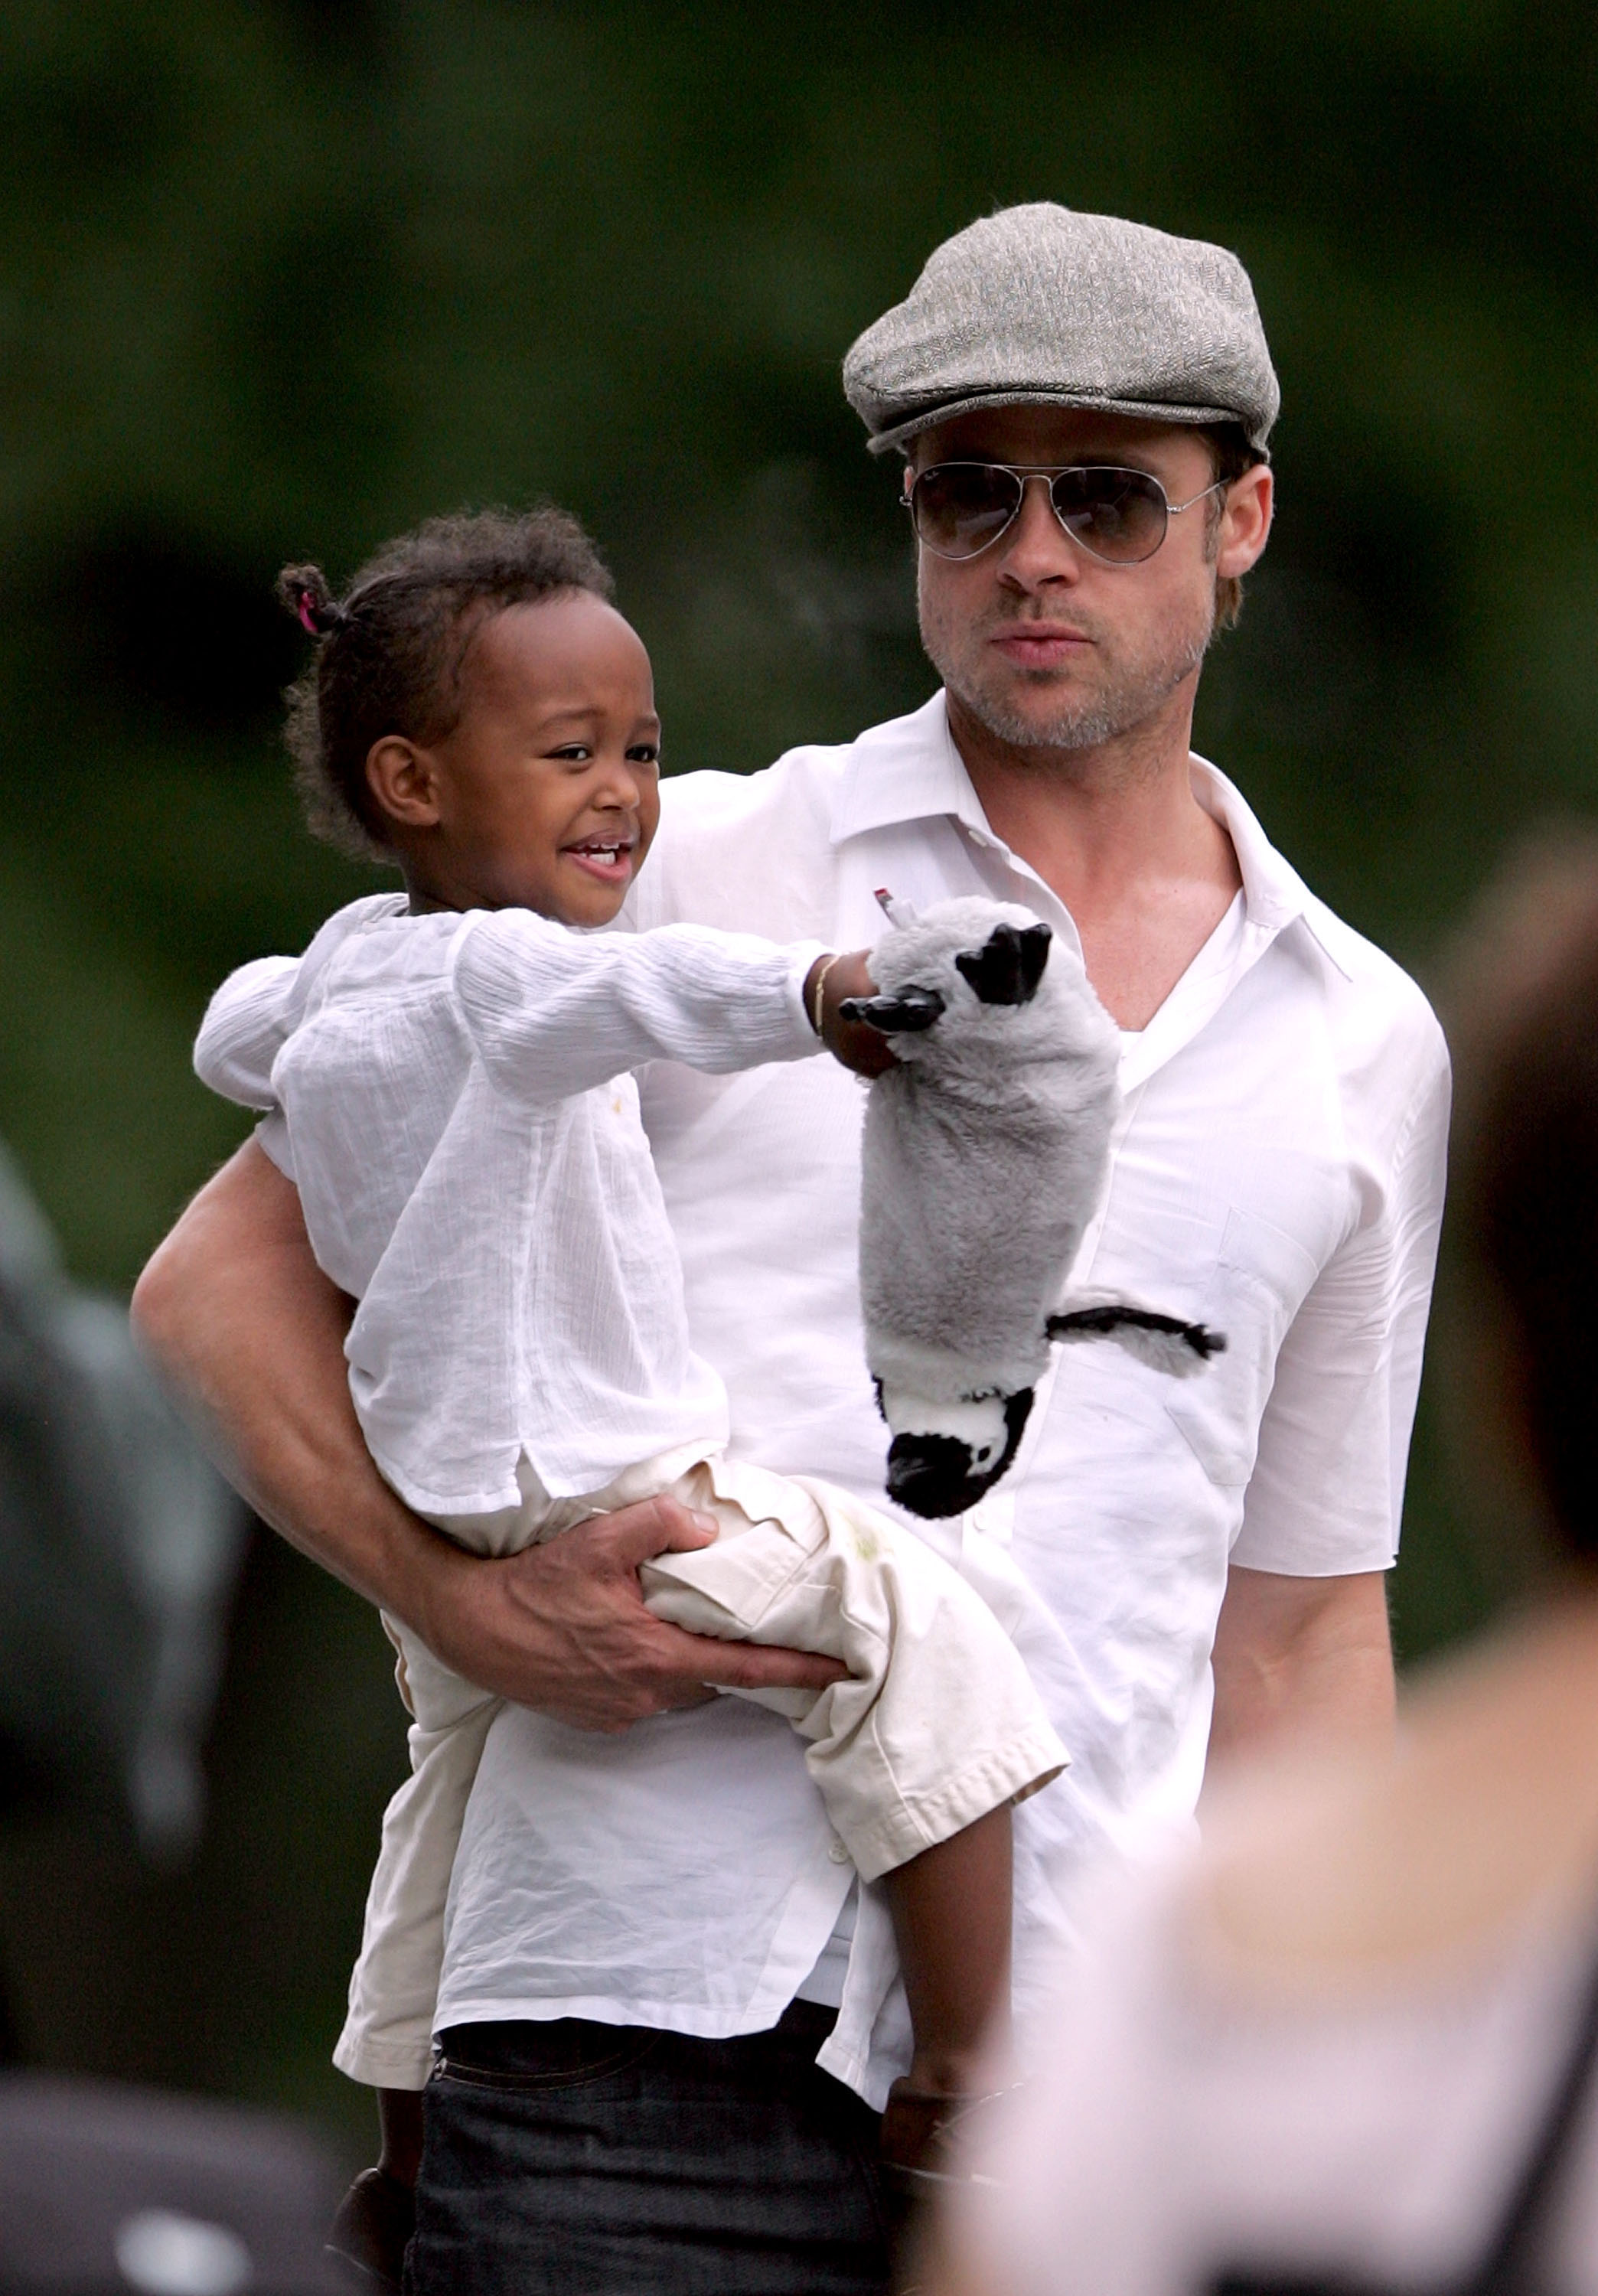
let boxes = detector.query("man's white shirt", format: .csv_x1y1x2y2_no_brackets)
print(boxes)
434,692,1450,2107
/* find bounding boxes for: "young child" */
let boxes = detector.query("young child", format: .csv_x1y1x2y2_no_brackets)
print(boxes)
194,507,1066,2264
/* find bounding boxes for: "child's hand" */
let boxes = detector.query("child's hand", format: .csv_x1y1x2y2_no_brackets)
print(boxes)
807,951,898,1078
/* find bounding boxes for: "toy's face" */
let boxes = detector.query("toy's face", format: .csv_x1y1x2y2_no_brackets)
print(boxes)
884,1389,1035,1520
843,918,1054,1036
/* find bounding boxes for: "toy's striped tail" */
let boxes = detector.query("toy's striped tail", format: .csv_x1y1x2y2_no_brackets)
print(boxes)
1046,1303,1225,1376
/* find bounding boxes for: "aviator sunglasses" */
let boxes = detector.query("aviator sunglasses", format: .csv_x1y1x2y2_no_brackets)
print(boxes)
906,461,1227,566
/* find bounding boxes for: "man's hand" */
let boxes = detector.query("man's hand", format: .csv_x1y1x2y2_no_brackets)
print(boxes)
133,1141,844,1731
414,1494,844,1731
805,949,898,1078
1205,1564,1395,1792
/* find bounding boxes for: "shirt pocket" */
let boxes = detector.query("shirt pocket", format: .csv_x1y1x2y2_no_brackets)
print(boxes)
1166,1205,1322,1489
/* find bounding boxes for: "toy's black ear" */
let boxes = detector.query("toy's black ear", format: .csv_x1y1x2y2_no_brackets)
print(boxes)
838,987,947,1034
954,921,1052,1006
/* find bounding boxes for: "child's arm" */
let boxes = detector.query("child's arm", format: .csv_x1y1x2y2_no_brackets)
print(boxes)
194,896,406,1112
452,912,889,1099
193,955,302,1108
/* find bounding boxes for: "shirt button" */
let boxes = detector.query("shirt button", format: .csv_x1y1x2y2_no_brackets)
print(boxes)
828,1838,850,1864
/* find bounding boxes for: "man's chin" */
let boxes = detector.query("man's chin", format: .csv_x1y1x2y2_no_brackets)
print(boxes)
954,680,1123,754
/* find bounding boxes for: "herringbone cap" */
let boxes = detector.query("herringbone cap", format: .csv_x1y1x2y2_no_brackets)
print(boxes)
843,204,1279,457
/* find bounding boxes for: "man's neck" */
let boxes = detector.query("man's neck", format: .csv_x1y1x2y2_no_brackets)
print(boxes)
944,677,1211,903
943,679,1243,1030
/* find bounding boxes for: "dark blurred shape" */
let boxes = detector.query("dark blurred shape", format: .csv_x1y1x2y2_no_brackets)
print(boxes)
1444,827,1598,1554
0,2071,354,2293
0,1141,243,1854
52,530,302,739
327,2170,413,2292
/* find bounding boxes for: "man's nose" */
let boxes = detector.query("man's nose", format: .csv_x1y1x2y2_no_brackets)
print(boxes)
996,475,1082,589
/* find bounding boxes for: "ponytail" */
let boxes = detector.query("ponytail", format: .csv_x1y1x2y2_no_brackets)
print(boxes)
274,505,614,863
276,563,347,640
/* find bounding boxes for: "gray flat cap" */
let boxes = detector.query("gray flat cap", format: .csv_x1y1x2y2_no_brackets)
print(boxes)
843,203,1279,457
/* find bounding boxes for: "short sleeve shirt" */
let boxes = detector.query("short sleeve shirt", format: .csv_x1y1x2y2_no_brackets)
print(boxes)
436,692,1450,2102
623,693,1450,2004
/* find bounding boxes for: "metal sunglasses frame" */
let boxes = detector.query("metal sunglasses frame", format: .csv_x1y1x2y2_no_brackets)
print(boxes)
904,461,1228,565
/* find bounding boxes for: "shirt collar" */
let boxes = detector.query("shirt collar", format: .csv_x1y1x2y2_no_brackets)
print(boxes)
827,692,988,845
829,690,1351,980
1188,758,1352,978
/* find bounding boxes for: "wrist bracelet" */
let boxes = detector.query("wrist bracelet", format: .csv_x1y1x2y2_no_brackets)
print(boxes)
810,953,842,1038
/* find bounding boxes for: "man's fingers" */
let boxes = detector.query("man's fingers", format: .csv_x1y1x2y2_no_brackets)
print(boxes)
642,1618,847,1694
572,1503,848,1691
439,1497,846,1733
701,1642,848,1691
590,1493,721,1567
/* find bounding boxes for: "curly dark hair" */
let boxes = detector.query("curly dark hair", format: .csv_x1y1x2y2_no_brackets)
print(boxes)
276,506,615,860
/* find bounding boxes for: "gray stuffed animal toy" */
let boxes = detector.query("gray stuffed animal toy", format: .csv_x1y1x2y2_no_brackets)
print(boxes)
843,893,1225,1520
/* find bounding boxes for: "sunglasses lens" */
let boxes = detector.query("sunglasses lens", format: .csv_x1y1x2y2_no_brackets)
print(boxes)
1050,467,1169,563
912,465,1023,559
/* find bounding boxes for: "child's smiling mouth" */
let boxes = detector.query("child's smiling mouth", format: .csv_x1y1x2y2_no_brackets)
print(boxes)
563,834,638,885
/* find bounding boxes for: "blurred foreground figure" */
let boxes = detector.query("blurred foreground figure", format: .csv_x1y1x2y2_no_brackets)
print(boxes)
0,2072,352,2292
934,834,1598,2296
0,1153,331,2285
0,1138,241,1854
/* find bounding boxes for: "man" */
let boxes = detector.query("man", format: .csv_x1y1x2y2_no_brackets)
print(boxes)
134,204,1449,2292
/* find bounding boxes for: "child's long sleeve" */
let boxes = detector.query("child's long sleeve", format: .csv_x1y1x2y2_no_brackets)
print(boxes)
451,911,829,1104
193,955,302,1109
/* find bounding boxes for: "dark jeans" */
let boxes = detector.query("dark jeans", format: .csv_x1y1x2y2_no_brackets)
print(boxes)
406,2002,891,2295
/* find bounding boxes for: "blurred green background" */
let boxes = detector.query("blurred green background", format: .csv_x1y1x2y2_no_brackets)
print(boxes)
0,0,1593,2150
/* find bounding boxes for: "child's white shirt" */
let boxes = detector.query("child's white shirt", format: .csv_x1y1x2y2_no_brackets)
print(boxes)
194,892,827,1515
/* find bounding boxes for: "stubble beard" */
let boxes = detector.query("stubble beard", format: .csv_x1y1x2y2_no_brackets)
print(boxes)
920,589,1215,758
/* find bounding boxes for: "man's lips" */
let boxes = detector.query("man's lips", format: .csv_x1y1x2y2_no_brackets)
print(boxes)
990,626,1093,669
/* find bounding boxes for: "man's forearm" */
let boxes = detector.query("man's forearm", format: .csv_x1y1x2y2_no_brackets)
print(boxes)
1205,1564,1395,1783
132,1140,843,1724
132,1140,449,1620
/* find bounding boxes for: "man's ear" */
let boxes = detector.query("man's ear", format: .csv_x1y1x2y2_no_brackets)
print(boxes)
366,736,442,832
1215,462,1274,579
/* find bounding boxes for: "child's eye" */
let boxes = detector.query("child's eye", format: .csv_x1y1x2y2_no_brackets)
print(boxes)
546,744,592,762
628,744,661,766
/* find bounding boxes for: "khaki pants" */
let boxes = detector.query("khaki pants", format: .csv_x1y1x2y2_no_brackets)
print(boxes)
334,1452,1068,2089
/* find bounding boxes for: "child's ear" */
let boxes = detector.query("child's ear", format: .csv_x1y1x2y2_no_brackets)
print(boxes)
366,736,442,831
